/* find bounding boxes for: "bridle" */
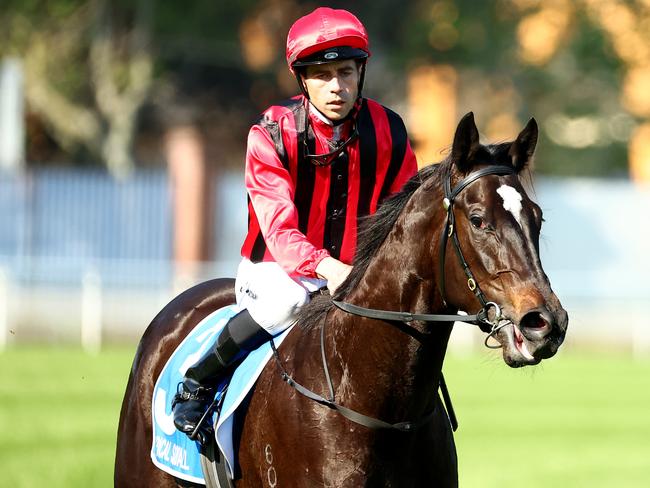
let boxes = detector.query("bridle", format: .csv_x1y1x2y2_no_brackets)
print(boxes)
334,164,517,340
272,164,518,433
438,164,516,338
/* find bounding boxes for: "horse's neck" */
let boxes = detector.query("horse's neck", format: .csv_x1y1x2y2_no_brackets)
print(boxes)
331,191,452,418
346,181,451,343
330,287,451,427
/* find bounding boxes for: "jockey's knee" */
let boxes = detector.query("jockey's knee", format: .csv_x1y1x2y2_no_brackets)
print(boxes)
235,260,311,336
246,283,309,335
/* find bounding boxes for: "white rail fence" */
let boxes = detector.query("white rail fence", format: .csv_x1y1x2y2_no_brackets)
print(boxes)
0,171,647,357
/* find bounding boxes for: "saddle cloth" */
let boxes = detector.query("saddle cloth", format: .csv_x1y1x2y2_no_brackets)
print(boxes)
150,304,294,484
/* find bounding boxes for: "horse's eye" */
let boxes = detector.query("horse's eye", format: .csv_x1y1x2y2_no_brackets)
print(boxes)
470,215,484,229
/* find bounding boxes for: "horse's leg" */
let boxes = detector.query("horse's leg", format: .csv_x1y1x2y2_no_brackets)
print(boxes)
115,279,236,488
233,368,280,488
416,395,458,487
235,345,318,487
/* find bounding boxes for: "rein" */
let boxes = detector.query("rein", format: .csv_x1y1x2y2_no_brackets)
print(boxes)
332,165,516,340
272,165,517,434
270,334,436,433
331,298,493,328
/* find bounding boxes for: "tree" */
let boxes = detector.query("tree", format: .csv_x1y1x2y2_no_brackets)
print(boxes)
381,0,647,178
1,0,153,178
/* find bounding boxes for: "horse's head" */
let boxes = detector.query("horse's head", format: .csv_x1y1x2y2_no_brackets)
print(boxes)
440,112,568,367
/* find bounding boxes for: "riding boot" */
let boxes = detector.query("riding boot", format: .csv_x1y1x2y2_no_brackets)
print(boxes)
172,309,272,443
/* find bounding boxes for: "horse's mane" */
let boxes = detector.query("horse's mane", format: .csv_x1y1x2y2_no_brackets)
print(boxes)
298,160,448,330
296,138,532,331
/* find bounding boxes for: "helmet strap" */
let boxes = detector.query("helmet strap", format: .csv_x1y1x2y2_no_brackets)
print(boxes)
295,69,310,100
357,61,367,100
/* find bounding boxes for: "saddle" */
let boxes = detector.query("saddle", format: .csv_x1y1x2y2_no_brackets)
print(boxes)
151,304,294,486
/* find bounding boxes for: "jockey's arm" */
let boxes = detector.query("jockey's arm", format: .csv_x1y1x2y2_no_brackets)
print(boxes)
246,124,331,277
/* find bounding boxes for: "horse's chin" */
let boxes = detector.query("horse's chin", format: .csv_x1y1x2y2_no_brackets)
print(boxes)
496,323,542,368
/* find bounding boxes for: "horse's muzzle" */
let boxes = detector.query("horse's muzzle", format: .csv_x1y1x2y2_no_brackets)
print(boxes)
519,305,568,360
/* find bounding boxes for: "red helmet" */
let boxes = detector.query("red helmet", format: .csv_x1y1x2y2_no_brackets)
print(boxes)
286,7,370,73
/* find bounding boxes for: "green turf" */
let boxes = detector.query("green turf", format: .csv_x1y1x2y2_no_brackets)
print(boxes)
444,350,650,487
0,346,648,487
0,347,135,487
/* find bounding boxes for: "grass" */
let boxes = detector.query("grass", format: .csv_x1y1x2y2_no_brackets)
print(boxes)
0,347,135,487
0,346,648,487
445,350,650,487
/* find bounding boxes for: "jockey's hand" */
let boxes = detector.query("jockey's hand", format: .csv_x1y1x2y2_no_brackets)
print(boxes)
316,257,352,295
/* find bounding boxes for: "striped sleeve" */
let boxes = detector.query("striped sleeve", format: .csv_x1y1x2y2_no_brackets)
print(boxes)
245,124,330,277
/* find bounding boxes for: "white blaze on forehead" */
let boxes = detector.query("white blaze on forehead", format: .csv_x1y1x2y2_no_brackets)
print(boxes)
496,184,523,227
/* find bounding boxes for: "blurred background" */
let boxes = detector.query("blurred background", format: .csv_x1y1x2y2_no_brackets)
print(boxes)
0,0,648,487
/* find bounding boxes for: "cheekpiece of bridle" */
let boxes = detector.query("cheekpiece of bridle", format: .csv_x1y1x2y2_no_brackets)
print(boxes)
438,164,516,337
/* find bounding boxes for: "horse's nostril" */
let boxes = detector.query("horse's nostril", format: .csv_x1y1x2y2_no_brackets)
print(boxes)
521,312,546,329
520,310,553,340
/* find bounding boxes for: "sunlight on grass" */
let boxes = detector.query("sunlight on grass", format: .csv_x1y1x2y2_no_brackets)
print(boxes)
0,347,136,488
445,349,650,487
0,346,648,487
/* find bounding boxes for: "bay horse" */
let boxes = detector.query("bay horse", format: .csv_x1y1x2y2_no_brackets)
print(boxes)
115,113,568,487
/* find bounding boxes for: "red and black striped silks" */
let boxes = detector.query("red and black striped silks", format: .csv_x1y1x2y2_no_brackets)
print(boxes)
240,95,418,278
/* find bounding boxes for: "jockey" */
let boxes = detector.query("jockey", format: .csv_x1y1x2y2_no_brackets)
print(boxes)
172,7,418,441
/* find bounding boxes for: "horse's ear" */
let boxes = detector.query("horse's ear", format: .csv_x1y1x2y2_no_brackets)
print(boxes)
451,112,480,173
508,118,538,172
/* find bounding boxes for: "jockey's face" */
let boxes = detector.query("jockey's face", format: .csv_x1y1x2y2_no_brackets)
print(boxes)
302,60,360,121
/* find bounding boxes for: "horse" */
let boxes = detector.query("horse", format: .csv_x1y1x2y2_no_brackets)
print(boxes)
115,112,568,487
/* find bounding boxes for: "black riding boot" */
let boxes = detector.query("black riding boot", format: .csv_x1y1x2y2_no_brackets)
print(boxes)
172,309,272,443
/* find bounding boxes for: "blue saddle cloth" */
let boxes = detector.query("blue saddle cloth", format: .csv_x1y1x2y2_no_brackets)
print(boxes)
150,305,293,484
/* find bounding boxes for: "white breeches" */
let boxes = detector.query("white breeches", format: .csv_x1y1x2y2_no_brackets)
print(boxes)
235,259,327,335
